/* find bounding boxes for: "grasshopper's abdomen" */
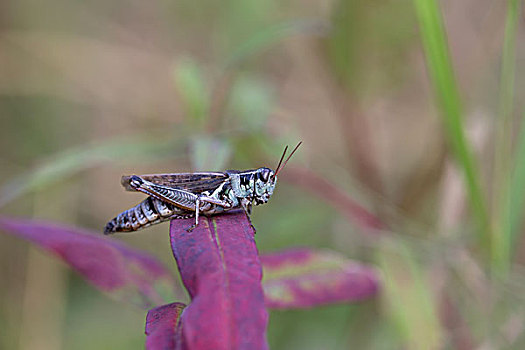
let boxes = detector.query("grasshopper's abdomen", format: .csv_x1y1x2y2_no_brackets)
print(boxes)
104,196,194,234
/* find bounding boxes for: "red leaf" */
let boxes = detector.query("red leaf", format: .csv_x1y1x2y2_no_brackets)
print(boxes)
170,211,269,350
145,302,186,350
0,216,182,309
261,248,380,309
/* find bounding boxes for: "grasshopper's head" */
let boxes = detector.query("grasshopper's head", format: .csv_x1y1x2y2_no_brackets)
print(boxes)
253,167,276,205
252,142,302,206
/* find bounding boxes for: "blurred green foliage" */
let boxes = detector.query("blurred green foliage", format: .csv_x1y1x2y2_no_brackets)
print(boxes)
413,0,490,250
1,0,524,349
174,58,209,126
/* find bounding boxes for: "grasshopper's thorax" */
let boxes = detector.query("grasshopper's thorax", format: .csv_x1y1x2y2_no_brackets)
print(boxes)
228,167,276,206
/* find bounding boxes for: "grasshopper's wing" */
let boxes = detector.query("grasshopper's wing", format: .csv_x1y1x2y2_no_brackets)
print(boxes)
121,172,228,194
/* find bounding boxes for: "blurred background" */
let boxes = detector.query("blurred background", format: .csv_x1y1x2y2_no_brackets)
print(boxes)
0,0,524,349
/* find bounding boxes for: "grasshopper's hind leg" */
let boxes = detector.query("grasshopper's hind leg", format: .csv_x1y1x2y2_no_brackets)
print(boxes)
126,175,201,232
127,175,200,210
126,176,234,232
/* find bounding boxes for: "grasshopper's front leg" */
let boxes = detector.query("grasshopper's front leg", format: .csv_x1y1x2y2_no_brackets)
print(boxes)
240,198,252,216
240,198,256,233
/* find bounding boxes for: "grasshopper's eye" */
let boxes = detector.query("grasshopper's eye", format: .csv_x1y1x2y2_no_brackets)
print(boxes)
260,168,271,182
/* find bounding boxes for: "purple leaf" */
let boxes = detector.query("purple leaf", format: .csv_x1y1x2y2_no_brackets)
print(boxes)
170,211,269,350
0,216,182,309
261,248,380,309
145,302,186,350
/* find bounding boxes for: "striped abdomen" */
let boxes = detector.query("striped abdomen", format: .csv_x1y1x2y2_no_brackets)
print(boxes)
104,196,194,234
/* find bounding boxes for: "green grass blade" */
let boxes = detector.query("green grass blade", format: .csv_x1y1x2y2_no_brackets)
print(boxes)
505,113,525,263
412,0,489,246
492,0,520,276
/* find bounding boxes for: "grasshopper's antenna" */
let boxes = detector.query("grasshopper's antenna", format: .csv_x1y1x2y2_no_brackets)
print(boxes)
274,145,289,175
274,141,302,178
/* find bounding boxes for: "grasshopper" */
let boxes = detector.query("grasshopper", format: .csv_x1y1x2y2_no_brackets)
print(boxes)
104,142,301,234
